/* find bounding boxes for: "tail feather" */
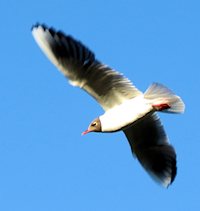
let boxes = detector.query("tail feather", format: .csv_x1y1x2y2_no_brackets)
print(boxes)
144,83,185,113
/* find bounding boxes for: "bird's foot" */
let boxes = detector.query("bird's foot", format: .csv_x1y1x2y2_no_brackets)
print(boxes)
152,103,171,111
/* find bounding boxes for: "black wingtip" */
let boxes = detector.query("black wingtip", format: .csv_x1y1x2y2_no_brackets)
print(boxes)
31,23,63,39
146,144,177,188
31,23,49,31
169,156,177,185
31,22,40,31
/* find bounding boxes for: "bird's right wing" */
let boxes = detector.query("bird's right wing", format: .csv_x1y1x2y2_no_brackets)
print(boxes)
123,113,177,187
32,24,142,111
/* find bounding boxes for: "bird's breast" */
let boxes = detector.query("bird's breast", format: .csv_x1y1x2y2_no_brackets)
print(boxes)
99,95,152,132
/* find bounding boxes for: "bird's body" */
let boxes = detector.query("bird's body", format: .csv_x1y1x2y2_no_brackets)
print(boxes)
32,24,185,187
100,95,151,132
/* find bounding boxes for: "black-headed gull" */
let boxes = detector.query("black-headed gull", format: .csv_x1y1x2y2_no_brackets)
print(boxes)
32,24,185,187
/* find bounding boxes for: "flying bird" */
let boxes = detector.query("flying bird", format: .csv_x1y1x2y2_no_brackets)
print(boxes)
32,24,185,187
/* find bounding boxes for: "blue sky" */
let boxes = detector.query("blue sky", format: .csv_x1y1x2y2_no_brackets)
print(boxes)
0,0,199,210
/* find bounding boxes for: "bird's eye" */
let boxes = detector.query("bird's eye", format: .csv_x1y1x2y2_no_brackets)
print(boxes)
91,122,97,127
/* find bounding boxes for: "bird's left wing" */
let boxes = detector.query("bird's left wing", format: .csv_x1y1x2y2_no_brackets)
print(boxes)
32,24,142,111
123,113,177,187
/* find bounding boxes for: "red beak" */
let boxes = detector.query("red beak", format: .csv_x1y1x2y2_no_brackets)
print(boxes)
81,129,90,136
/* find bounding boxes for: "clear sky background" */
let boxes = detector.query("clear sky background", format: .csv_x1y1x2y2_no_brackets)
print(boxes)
0,0,199,210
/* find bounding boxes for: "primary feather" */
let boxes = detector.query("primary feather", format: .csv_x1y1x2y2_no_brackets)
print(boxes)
32,24,141,111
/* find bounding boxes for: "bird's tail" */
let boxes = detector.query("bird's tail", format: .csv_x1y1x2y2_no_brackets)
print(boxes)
144,83,185,113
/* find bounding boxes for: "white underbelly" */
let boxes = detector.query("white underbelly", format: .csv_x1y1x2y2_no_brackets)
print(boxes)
99,95,152,132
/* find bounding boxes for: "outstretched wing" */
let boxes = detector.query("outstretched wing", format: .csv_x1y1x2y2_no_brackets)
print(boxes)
32,24,142,111
123,113,177,187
